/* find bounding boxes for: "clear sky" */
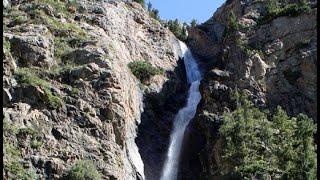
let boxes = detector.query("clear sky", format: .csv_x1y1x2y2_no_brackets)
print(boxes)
147,0,226,24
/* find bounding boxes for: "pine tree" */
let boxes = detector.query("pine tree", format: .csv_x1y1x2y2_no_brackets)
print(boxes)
147,1,152,12
190,19,197,28
133,0,145,7
220,97,317,179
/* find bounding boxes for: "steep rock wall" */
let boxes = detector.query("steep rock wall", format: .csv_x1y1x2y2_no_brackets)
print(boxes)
183,0,317,179
3,1,185,179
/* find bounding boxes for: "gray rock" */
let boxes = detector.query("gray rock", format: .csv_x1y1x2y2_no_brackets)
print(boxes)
3,0,10,8
9,25,56,68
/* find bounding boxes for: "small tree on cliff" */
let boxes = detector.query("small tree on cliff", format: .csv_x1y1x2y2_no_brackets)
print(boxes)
190,19,197,28
133,0,145,7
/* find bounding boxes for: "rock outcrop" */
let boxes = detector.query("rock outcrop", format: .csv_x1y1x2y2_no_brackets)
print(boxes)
3,0,186,179
183,0,317,179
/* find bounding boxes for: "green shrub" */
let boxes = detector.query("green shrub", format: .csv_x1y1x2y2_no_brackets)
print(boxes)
257,2,311,25
190,19,197,28
30,139,43,149
54,37,74,62
128,60,163,83
220,94,317,179
12,15,28,25
133,0,145,6
165,19,188,41
149,9,160,21
67,160,101,180
6,161,37,180
15,68,64,109
229,12,239,32
17,127,38,137
71,87,80,96
34,0,76,15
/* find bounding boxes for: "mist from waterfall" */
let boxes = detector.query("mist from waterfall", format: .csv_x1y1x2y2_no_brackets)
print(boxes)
160,41,202,180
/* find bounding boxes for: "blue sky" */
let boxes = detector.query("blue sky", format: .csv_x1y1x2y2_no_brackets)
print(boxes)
147,0,226,24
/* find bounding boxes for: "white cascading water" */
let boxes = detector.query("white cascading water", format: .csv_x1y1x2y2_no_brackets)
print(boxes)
160,41,202,180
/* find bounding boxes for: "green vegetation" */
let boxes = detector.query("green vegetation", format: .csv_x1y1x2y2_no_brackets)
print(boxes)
3,37,11,52
12,15,28,25
149,8,160,21
133,0,145,6
15,68,64,109
224,11,240,36
67,160,101,180
128,60,163,83
146,2,188,41
220,93,317,179
71,87,80,96
34,0,77,15
229,12,239,32
165,19,188,41
30,139,43,150
54,37,74,62
32,10,88,61
257,2,311,25
17,127,38,138
3,118,38,180
190,19,198,28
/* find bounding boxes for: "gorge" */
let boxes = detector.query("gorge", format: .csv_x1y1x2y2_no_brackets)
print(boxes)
160,41,202,180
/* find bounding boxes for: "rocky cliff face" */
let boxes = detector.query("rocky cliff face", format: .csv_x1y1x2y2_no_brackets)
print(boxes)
183,0,317,179
3,0,186,179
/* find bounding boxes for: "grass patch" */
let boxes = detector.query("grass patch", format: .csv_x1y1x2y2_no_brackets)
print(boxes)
33,0,78,15
12,15,28,25
54,37,74,62
17,127,38,138
71,87,80,96
15,68,64,109
128,60,163,84
30,8,88,39
66,160,102,180
30,139,43,149
3,119,37,179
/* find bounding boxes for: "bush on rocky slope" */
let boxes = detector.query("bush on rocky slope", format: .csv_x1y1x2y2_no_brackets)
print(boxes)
220,93,317,179
128,60,163,84
66,160,101,180
15,68,64,109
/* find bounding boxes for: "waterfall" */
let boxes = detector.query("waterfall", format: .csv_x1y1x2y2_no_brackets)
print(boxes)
160,41,202,180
